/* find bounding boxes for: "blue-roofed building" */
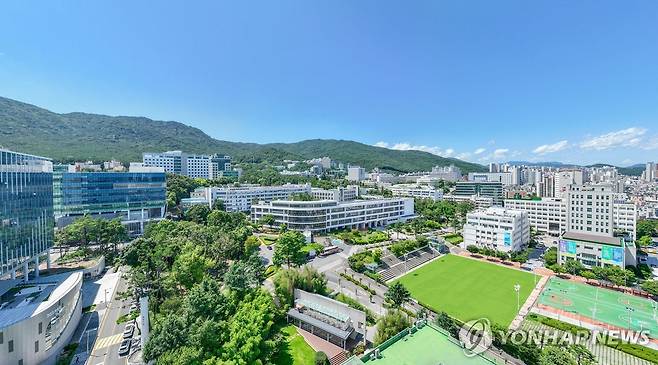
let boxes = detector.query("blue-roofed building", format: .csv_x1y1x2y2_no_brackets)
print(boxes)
53,165,166,235
0,149,54,280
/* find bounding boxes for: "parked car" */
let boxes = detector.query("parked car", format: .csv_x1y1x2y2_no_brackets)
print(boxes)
130,303,138,312
118,339,131,356
123,324,135,339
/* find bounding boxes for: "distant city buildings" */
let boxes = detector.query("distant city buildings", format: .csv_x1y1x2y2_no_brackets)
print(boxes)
142,151,236,179
644,161,657,182
468,172,514,186
347,166,366,182
0,149,54,280
53,164,167,235
462,207,530,252
251,197,414,233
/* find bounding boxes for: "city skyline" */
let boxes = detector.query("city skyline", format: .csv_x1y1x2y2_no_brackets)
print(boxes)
1,1,657,165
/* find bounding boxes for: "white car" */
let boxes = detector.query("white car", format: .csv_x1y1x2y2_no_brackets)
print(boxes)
118,339,131,357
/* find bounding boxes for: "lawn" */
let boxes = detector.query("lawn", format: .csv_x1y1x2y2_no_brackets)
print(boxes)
442,233,463,244
273,325,316,365
395,254,539,326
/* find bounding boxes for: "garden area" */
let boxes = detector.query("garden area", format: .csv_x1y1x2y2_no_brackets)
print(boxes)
442,233,463,244
388,236,429,257
348,249,383,272
334,229,389,245
273,325,317,365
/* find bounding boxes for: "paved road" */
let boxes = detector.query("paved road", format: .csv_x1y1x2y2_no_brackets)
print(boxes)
87,268,138,365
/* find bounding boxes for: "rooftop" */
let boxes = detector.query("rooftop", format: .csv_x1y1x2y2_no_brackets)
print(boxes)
0,271,82,328
342,323,496,365
562,231,623,246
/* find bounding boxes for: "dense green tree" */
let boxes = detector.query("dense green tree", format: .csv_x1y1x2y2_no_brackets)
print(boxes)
273,266,327,307
185,204,212,224
563,259,585,276
385,282,410,308
373,310,411,345
540,346,576,365
273,231,307,267
642,280,658,296
637,220,657,240
434,311,459,338
544,247,558,266
259,214,276,226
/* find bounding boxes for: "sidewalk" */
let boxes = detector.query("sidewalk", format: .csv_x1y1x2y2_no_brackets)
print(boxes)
510,275,549,330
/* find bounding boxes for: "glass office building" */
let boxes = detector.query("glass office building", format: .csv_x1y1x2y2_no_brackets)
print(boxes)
53,168,166,235
454,181,504,206
0,149,54,277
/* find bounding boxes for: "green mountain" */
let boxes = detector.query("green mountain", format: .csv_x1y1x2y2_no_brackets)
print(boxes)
0,96,485,173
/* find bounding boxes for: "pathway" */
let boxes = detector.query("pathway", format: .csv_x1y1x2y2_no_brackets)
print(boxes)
510,275,549,330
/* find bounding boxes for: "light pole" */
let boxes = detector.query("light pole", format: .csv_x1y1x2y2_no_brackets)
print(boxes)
514,284,521,312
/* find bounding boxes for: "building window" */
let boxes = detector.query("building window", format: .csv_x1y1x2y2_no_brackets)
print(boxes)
0,331,3,344
8,339,13,352
35,340,39,353
38,322,42,334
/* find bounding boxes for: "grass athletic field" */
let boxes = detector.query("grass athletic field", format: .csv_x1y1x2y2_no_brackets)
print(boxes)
539,277,658,338
395,254,539,326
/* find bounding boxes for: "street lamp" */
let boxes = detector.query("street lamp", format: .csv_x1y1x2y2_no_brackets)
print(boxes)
514,284,521,312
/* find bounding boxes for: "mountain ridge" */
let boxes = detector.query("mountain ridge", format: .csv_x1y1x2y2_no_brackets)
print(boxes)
0,96,485,173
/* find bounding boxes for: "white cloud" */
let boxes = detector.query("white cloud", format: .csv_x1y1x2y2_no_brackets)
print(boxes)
374,141,389,148
580,127,646,150
474,148,486,155
532,140,569,155
388,142,456,158
493,148,509,159
641,135,658,150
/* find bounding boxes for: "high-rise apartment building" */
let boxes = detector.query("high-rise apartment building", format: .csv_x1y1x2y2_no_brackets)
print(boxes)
0,149,54,279
347,166,366,182
142,151,233,179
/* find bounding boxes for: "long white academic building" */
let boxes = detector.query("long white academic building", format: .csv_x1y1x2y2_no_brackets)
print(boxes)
462,207,530,252
182,183,311,212
251,198,414,233
389,184,443,201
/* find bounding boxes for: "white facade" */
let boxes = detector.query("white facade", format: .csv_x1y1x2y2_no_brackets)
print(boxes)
612,195,637,240
462,207,530,252
389,184,443,201
468,172,514,186
555,170,584,198
186,184,311,212
0,272,83,365
347,166,366,182
143,151,233,179
566,185,613,236
444,194,493,209
251,198,414,233
503,198,566,236
311,186,359,202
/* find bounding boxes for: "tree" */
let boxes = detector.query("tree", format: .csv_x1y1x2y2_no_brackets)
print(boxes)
563,259,585,276
466,245,481,254
434,311,459,338
544,247,558,266
638,235,653,247
212,198,225,211
385,282,410,308
581,270,596,282
273,231,306,267
373,310,411,345
315,351,330,365
223,253,264,293
185,204,211,224
569,344,596,365
259,214,276,226
540,346,576,365
642,280,658,296
637,220,657,240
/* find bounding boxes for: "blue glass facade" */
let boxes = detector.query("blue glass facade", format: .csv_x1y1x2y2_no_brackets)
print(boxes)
0,149,54,276
53,168,166,235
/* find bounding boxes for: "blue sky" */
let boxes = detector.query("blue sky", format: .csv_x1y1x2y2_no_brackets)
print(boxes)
1,1,657,165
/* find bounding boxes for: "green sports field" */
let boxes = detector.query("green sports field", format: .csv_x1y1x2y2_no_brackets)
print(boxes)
395,255,539,326
539,277,658,338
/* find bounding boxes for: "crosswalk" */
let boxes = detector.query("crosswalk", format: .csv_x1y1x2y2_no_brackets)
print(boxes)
93,333,123,350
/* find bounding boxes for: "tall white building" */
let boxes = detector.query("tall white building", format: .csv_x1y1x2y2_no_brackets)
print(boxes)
142,151,233,179
555,170,584,198
251,198,414,233
347,166,366,182
183,184,311,212
462,207,530,252
560,184,636,268
503,198,566,237
646,162,656,182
